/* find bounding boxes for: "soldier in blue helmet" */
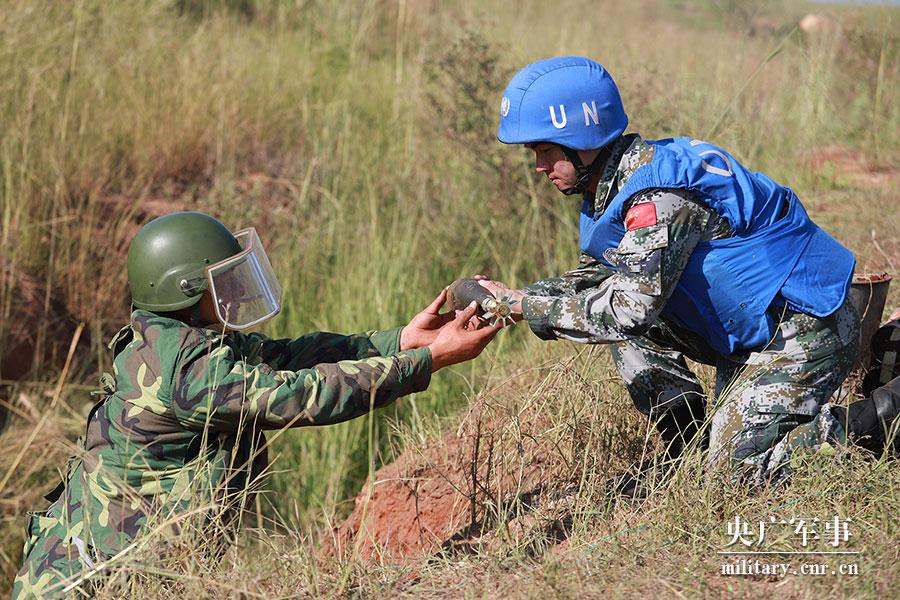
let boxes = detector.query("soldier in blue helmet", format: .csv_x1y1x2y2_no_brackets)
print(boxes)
481,56,900,492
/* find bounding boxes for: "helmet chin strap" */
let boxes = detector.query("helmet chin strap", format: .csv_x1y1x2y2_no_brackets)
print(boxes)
559,144,614,196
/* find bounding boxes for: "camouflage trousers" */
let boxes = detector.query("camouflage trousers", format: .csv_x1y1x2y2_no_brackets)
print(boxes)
609,298,860,485
11,508,102,599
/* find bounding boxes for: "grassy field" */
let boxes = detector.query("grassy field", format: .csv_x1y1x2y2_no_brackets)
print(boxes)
0,0,898,597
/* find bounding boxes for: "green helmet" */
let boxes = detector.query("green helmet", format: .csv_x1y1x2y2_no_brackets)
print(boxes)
127,212,241,312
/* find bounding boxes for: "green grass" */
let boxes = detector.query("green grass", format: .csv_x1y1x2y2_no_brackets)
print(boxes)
0,0,898,596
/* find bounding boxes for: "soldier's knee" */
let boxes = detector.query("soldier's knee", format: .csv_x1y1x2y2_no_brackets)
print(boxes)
730,413,812,461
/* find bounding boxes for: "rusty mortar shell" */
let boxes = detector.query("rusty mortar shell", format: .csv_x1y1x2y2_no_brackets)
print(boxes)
448,278,494,315
447,278,516,326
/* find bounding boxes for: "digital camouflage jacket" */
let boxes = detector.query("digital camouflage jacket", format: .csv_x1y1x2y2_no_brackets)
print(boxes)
13,310,431,598
522,134,732,343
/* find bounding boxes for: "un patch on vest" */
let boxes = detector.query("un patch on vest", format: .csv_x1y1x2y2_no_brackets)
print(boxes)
624,203,657,230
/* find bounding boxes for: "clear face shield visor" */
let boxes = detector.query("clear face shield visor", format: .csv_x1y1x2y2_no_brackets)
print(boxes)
206,228,282,330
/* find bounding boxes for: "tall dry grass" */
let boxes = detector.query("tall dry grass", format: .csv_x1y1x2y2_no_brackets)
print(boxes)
0,0,898,596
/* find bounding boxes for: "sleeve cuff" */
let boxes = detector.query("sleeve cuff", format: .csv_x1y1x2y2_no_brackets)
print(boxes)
368,327,403,356
521,295,559,341
394,347,433,394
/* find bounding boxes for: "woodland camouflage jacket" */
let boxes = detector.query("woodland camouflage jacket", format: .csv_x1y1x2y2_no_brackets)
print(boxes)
13,310,431,598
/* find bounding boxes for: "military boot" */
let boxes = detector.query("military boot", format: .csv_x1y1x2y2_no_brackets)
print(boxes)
834,375,900,455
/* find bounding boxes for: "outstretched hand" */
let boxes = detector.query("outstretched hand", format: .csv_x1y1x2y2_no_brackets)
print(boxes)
427,302,501,372
400,287,456,351
477,279,526,319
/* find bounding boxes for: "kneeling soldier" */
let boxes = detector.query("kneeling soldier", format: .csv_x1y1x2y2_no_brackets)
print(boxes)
482,57,900,492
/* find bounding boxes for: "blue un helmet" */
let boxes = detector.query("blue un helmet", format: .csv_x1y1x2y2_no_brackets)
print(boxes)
498,56,628,195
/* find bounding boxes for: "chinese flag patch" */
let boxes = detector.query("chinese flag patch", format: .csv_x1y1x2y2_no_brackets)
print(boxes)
624,203,658,230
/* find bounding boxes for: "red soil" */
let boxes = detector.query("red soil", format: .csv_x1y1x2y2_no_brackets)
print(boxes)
326,408,584,563
326,433,473,562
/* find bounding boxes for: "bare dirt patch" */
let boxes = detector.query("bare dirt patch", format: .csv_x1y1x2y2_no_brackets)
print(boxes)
327,363,649,564
0,259,83,381
807,146,898,188
325,421,577,563
326,431,473,562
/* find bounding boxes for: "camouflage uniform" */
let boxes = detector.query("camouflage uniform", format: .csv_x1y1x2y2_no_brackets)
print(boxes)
521,134,859,484
13,311,431,598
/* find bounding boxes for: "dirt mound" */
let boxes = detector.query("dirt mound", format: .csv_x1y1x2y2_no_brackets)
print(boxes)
327,369,647,563
326,422,574,562
326,432,471,561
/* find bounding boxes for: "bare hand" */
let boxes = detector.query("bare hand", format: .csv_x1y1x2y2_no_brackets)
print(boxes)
476,279,526,318
428,302,501,371
400,288,456,350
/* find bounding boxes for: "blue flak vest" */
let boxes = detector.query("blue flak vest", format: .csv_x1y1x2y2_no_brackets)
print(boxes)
580,137,855,355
